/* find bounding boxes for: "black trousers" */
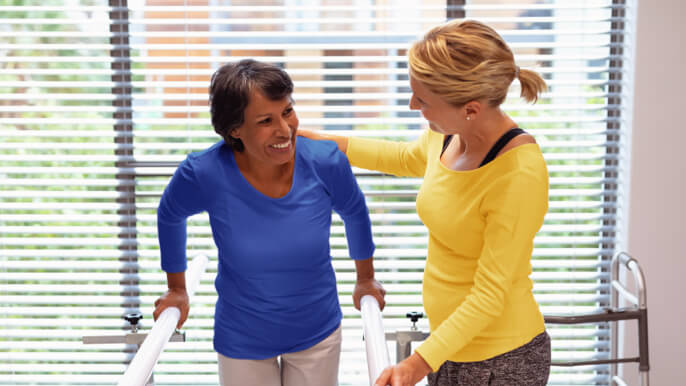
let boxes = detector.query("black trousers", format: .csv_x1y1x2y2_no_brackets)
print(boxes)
427,332,551,386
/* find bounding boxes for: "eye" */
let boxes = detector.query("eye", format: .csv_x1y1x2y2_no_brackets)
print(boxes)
283,107,294,116
258,117,271,125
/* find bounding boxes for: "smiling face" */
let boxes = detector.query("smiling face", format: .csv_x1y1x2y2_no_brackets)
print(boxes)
409,74,465,135
229,89,299,168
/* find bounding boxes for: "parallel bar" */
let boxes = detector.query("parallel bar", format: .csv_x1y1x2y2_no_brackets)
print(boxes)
116,255,209,386
360,295,391,386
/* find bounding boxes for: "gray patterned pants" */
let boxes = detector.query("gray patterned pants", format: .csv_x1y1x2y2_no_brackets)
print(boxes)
427,332,551,386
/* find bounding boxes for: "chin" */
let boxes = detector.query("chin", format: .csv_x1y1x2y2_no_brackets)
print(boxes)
276,147,296,164
428,122,445,134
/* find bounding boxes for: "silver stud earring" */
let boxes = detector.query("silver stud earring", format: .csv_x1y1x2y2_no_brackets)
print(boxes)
466,116,471,121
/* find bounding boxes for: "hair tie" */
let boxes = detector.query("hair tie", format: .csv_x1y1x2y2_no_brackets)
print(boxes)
514,66,520,78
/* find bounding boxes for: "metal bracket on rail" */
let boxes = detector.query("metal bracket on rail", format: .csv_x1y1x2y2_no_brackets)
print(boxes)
385,311,430,362
82,311,186,386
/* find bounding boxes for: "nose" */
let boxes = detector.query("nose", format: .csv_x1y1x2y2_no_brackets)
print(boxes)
409,94,419,110
275,116,291,137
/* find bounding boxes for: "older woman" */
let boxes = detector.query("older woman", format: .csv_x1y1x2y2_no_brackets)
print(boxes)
299,20,551,386
153,59,385,386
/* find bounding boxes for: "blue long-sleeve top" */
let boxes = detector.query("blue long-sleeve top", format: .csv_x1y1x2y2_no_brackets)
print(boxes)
157,137,375,359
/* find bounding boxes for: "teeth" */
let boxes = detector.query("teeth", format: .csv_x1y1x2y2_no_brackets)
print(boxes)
271,141,290,149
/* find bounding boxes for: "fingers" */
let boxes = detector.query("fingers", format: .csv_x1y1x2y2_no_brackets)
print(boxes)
152,291,185,321
374,366,393,386
176,307,189,329
152,294,171,321
153,299,170,321
377,293,386,311
355,279,386,307
374,284,386,310
296,129,313,138
153,302,188,329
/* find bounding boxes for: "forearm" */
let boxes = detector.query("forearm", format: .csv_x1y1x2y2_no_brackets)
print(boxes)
354,256,375,280
347,134,428,177
166,271,187,292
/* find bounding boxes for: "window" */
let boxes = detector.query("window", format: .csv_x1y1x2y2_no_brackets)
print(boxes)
0,0,635,384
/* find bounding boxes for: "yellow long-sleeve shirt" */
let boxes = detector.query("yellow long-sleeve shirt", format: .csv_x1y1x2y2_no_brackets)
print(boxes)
347,129,548,371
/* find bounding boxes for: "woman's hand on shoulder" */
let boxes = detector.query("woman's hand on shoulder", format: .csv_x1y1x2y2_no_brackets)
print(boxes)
296,129,349,153
374,353,432,386
296,128,320,140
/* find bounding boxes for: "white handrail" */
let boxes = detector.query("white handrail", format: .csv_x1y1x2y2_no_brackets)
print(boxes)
117,255,209,386
361,295,391,386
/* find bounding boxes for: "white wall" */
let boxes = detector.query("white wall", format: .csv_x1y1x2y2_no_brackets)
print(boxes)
622,0,686,384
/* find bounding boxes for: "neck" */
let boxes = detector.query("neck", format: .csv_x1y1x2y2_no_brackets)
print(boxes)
233,151,295,184
459,107,517,157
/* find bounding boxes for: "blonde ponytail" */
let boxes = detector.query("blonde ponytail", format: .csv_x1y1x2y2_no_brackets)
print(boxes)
517,67,547,104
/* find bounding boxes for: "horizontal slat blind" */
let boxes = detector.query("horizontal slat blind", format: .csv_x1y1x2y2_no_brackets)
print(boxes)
2,1,136,386
0,0,633,385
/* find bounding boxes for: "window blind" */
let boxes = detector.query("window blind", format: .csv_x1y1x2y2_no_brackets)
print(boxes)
0,0,634,384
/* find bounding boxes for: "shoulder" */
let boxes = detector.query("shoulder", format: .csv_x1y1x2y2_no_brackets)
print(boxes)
297,137,355,193
297,136,348,169
508,144,546,177
491,150,548,207
179,140,228,180
498,132,537,156
481,152,548,217
491,128,545,173
188,140,225,160
297,136,339,156
184,140,227,166
487,142,547,183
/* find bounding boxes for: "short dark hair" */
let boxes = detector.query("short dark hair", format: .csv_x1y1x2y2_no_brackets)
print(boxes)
209,59,294,152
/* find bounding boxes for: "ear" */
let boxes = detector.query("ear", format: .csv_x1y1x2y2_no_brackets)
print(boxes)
464,100,482,117
229,128,241,139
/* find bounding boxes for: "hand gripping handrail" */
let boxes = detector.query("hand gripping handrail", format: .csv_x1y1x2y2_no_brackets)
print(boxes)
117,255,209,386
360,295,391,386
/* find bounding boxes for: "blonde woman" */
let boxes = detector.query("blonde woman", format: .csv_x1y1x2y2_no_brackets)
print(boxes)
299,20,551,386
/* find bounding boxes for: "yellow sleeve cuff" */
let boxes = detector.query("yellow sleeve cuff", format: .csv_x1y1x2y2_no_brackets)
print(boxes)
414,333,459,372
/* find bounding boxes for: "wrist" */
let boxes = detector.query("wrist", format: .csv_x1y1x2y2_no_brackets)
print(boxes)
354,257,375,281
408,352,432,376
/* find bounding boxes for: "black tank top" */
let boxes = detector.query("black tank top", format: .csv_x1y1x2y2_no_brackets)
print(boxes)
441,128,526,167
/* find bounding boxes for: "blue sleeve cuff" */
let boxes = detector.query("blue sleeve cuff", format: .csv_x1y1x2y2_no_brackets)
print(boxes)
344,217,375,260
157,219,188,273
